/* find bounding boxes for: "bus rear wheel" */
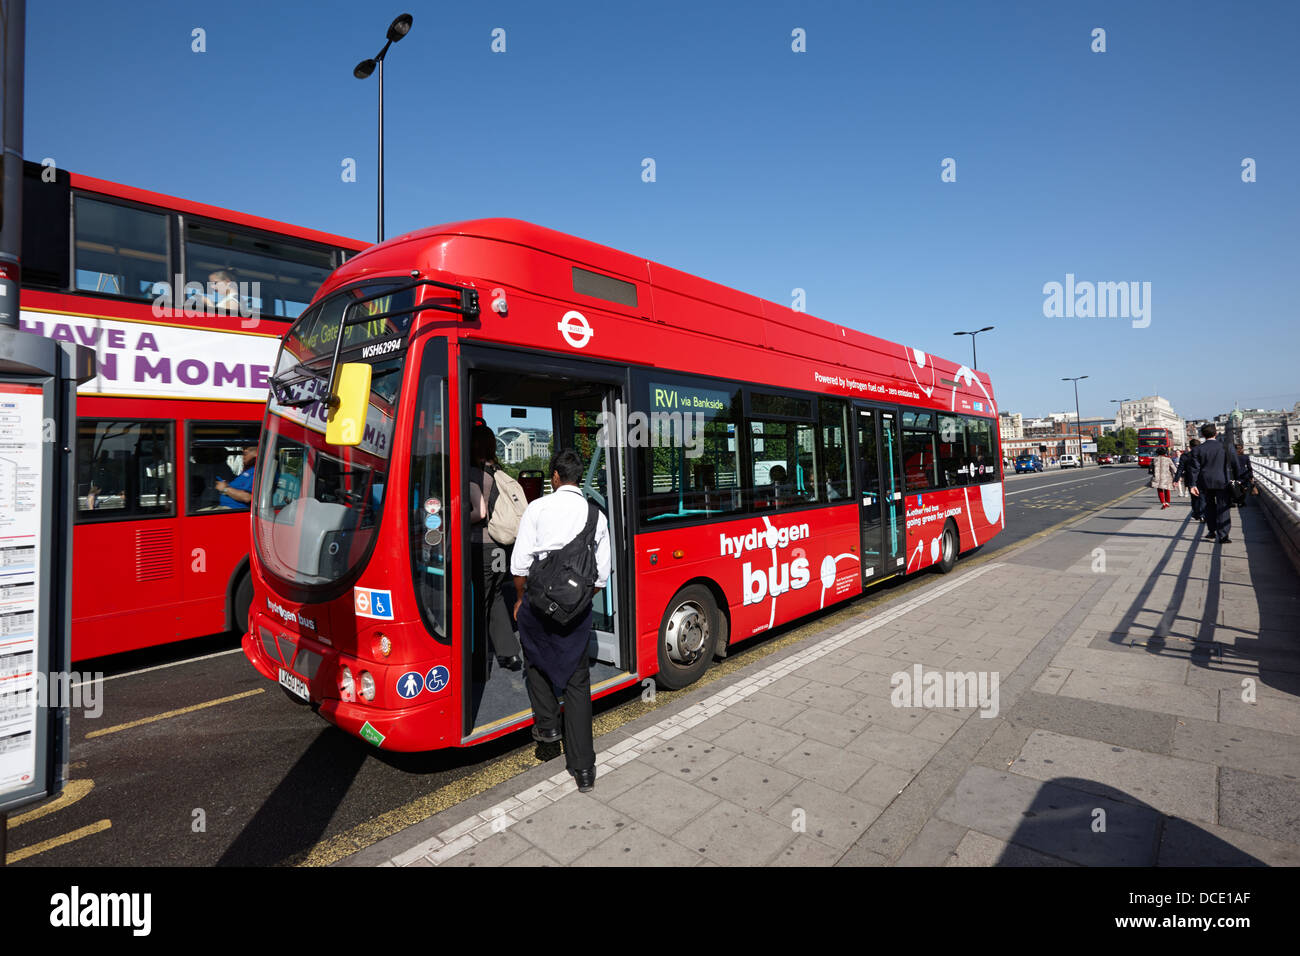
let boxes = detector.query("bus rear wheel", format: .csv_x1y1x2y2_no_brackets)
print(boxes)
936,523,958,574
655,585,719,691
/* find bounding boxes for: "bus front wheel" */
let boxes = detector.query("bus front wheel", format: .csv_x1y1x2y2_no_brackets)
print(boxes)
233,573,254,637
655,585,719,691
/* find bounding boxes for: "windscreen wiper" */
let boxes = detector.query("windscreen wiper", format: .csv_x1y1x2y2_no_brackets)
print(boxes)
270,362,331,407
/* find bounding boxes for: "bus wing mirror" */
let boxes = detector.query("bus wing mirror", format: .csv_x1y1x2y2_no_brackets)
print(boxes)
326,362,372,446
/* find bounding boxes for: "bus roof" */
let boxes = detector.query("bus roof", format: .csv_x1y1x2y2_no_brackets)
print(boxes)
70,171,368,252
323,218,995,399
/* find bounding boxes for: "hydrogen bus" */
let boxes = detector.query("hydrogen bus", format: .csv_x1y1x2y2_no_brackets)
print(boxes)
1137,427,1174,468
241,219,1005,751
18,161,366,660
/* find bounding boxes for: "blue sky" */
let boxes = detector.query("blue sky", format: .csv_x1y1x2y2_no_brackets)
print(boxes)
27,0,1299,421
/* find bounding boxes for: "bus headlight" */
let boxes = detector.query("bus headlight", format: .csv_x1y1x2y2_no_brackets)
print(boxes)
359,671,376,702
339,665,355,700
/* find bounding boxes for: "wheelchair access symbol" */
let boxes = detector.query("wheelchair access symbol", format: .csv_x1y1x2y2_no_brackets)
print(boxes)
425,665,451,695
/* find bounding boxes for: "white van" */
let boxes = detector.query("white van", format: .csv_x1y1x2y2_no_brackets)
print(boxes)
1059,455,1079,469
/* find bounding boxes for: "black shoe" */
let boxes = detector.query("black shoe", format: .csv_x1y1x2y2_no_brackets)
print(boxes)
496,655,523,672
1219,537,1232,544
572,767,595,792
1204,533,1215,539
1196,517,1205,522
532,725,562,744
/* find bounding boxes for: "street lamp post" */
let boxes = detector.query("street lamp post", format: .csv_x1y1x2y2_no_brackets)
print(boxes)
354,13,414,243
1111,398,1133,456
1064,376,1088,463
952,326,994,371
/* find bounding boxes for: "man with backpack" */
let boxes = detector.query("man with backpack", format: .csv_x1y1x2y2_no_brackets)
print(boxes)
469,425,526,671
511,449,610,792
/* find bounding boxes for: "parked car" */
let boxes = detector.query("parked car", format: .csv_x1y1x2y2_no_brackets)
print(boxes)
1059,454,1080,469
1119,454,1137,463
1097,454,1114,465
1015,455,1044,473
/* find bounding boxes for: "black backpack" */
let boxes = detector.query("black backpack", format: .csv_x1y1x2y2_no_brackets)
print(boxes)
525,500,600,627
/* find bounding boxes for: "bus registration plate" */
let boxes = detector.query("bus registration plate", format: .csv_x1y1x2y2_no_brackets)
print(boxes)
278,668,310,701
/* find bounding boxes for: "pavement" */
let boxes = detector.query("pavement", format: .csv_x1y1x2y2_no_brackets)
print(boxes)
340,489,1300,867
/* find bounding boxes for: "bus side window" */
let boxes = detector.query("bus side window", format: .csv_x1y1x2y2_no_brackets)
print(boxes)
73,196,169,301
76,419,175,519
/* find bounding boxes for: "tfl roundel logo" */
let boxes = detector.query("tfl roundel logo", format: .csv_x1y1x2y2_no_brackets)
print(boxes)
558,310,594,349
354,587,394,620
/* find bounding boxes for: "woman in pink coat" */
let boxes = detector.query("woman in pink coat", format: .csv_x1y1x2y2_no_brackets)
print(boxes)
1152,447,1176,508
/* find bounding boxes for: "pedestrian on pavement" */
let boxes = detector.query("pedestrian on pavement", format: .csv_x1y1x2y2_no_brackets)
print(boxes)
511,449,610,793
1188,424,1239,544
1151,447,1176,509
1174,439,1202,520
1234,444,1256,508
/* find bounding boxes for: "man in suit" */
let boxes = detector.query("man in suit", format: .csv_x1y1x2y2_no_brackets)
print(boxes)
1173,439,1202,521
1188,424,1239,543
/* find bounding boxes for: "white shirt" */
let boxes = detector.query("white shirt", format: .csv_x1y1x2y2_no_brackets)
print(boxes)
510,484,611,587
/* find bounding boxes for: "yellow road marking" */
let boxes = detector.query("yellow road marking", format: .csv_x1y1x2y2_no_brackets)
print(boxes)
8,779,94,827
86,689,264,739
297,482,1147,867
5,820,112,864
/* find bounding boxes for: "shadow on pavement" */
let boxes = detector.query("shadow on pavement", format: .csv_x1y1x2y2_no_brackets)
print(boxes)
996,776,1263,866
1104,499,1300,696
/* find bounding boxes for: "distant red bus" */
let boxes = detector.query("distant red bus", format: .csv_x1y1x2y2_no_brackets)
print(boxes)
1137,427,1173,468
242,220,1005,751
19,162,366,660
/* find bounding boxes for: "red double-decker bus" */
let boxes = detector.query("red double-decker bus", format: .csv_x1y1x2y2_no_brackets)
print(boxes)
242,220,1004,751
19,162,366,660
1137,427,1173,467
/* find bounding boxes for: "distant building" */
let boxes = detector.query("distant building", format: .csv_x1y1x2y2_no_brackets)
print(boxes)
1115,395,1185,446
1220,405,1293,458
1002,434,1086,462
1078,417,1115,439
1185,419,1209,444
496,427,551,465
998,412,1023,440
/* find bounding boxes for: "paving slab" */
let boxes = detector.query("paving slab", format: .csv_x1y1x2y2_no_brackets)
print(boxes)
672,799,798,866
1216,767,1300,847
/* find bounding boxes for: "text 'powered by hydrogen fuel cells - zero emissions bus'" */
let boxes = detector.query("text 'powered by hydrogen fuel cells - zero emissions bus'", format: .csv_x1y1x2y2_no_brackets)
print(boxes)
241,220,1005,751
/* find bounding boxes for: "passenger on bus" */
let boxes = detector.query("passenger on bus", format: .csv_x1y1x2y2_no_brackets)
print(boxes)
769,464,788,507
215,445,257,509
691,460,716,512
86,450,120,510
203,269,242,311
469,425,523,672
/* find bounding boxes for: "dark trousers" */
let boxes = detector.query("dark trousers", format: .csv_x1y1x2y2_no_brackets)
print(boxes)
1201,487,1233,539
1189,486,1204,520
525,659,594,772
516,602,595,772
472,541,519,659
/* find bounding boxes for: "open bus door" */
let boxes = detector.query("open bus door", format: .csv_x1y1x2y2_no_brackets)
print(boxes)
854,405,906,583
